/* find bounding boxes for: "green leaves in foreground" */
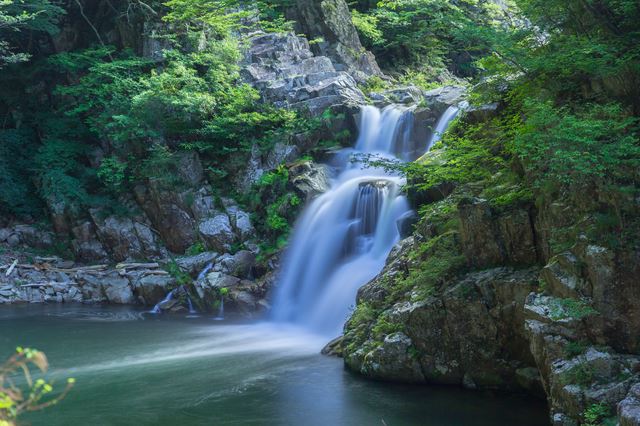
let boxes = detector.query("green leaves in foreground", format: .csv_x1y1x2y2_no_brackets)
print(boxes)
0,347,74,425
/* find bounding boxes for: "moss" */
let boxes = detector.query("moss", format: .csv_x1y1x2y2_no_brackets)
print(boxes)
550,298,598,321
371,314,403,340
396,231,466,300
564,341,589,358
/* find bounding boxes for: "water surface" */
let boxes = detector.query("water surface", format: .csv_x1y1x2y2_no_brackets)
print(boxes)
0,305,548,425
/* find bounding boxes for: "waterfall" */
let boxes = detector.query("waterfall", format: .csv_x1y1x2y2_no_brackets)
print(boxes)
150,288,178,314
427,105,462,151
270,104,444,337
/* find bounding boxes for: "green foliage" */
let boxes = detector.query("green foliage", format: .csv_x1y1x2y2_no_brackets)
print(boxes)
0,129,43,216
402,115,514,196
0,0,64,67
395,231,466,300
564,341,589,359
0,347,74,425
249,164,303,261
97,157,128,194
583,403,612,426
513,101,640,193
350,0,497,76
163,0,293,35
185,241,206,256
371,315,403,341
164,260,192,287
550,298,598,321
34,136,90,208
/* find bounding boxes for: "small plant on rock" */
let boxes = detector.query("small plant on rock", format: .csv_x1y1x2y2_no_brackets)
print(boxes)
583,402,612,426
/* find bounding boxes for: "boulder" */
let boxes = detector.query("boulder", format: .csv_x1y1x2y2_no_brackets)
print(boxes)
345,266,540,390
458,197,538,268
132,274,176,305
423,86,467,109
198,214,235,252
175,251,219,276
242,32,365,113
289,160,331,201
103,277,135,304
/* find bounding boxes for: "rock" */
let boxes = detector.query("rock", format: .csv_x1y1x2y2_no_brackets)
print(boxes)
396,211,419,239
358,332,425,383
132,274,176,305
620,384,640,426
133,181,198,253
222,200,256,241
541,252,588,299
90,211,165,262
229,290,259,315
103,277,135,304
423,85,467,109
142,22,173,62
198,214,235,252
217,250,255,278
243,32,365,113
289,160,331,201
205,272,241,290
458,197,538,268
345,266,540,389
287,0,383,82
321,336,344,357
381,86,423,104
464,103,499,124
70,221,109,262
175,151,204,186
515,367,545,396
189,187,217,222
175,252,219,276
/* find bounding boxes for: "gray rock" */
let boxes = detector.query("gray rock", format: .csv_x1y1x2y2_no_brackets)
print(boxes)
198,214,235,252
423,85,467,109
103,278,135,304
620,384,640,426
133,274,176,305
175,252,219,276
381,86,424,104
242,32,365,114
287,0,382,82
90,211,164,262
205,272,241,290
289,160,331,201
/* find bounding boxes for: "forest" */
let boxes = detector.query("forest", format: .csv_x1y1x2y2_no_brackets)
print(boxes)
0,0,639,425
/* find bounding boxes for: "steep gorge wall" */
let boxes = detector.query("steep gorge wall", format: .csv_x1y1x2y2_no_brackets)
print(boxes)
341,146,640,424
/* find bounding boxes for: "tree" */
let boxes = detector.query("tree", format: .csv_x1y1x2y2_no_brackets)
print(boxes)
0,0,64,67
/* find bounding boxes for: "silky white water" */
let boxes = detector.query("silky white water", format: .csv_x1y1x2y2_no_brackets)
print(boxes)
272,104,458,337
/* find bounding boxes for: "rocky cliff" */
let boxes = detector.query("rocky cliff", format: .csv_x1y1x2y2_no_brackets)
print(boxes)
340,121,640,424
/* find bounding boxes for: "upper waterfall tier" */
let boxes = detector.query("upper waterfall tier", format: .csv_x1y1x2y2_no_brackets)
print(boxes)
271,104,458,336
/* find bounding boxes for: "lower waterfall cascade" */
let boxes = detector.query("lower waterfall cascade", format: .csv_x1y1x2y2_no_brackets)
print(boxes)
271,104,461,337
